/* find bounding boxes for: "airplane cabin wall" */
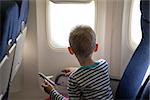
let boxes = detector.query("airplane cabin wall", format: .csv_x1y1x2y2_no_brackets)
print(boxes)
105,0,124,79
105,0,135,79
121,0,135,77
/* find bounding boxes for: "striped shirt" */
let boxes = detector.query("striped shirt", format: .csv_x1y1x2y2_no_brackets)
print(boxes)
49,59,113,100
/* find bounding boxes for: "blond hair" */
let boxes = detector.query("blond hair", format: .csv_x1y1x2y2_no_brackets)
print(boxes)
69,25,96,58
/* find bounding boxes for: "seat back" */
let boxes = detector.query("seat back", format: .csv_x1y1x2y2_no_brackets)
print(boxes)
11,27,27,81
0,44,16,98
15,0,29,35
0,1,19,61
115,0,150,99
10,0,29,82
0,1,19,99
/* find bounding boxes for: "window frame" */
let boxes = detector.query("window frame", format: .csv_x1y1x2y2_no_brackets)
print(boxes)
46,0,97,50
128,0,142,50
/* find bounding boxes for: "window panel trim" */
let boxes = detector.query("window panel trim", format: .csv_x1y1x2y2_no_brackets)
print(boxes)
50,0,92,4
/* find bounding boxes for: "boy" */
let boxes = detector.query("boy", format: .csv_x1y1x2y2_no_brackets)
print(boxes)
42,25,113,100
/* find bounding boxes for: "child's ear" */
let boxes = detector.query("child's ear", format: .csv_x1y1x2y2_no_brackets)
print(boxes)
94,43,98,52
68,47,74,55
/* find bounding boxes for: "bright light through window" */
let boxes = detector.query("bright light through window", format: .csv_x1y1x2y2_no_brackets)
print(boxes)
130,0,142,48
48,1,95,48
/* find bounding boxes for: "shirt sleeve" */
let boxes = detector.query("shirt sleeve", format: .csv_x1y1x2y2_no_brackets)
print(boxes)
67,76,81,100
49,89,67,100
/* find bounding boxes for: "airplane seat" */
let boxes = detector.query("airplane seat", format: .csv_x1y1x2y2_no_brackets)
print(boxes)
0,44,16,100
0,1,19,99
15,0,29,35
11,0,29,81
136,75,150,100
0,1,18,62
11,27,27,81
141,80,150,99
115,0,149,99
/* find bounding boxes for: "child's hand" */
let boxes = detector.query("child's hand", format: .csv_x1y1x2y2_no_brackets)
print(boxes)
41,80,54,94
62,67,77,76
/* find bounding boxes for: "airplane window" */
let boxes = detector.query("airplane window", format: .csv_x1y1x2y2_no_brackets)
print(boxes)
130,0,142,49
47,1,95,48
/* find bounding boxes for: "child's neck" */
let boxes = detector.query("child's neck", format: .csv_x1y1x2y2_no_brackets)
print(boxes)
78,57,95,67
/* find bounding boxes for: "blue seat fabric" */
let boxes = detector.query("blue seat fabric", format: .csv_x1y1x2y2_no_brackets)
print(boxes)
0,1,19,62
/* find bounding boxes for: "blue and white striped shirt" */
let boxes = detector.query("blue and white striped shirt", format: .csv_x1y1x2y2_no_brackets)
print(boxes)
50,59,113,100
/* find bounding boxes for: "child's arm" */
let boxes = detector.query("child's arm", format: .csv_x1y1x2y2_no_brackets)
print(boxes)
42,81,67,100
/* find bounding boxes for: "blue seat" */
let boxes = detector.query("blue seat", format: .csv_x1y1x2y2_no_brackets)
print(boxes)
141,80,150,99
15,0,29,35
115,0,150,99
0,1,19,62
137,75,150,99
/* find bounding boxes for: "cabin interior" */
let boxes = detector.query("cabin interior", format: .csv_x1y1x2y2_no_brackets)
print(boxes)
0,0,149,100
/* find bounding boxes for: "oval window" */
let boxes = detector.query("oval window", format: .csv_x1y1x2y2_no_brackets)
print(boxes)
47,1,95,48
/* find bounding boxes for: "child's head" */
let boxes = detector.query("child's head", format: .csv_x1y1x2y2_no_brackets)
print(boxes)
68,25,97,59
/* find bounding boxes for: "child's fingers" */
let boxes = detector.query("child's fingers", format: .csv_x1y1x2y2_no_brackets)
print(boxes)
44,80,49,85
43,80,54,88
62,69,72,76
64,72,71,76
62,69,70,73
41,83,48,88
62,67,77,73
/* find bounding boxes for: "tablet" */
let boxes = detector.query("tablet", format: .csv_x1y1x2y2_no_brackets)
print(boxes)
38,72,57,86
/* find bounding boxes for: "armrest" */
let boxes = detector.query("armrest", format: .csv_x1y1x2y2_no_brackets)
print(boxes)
55,73,67,85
